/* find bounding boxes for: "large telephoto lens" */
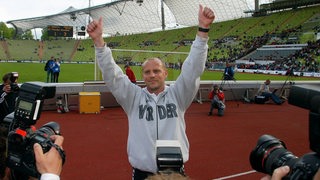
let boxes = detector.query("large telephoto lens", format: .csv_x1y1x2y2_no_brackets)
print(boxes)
249,134,299,175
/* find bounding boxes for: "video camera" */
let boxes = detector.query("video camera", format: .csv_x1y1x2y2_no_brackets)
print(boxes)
156,140,184,175
250,84,320,180
3,82,65,178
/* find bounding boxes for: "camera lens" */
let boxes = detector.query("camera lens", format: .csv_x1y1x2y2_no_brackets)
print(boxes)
249,134,298,175
36,122,61,136
10,83,19,92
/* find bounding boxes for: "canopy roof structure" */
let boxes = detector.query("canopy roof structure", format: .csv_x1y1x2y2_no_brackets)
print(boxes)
7,0,253,36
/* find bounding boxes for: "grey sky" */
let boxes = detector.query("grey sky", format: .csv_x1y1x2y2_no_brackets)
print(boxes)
0,0,271,23
0,0,109,22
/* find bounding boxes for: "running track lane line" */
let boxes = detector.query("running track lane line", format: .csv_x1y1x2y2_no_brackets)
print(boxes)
212,170,257,180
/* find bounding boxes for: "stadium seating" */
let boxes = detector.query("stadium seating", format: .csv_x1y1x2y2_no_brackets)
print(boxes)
1,5,319,67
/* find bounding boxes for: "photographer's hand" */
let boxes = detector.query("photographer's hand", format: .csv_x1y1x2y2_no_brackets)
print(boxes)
34,135,64,178
314,169,320,180
261,166,290,180
3,84,11,93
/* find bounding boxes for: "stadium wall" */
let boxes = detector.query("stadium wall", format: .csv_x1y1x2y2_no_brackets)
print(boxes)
42,80,320,111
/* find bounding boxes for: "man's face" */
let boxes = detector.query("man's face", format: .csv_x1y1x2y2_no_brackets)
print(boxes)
142,59,167,94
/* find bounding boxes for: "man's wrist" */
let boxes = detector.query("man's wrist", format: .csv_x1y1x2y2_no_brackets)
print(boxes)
40,173,60,180
94,37,105,47
198,27,210,32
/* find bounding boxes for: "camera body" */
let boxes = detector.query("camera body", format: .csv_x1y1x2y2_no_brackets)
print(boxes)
250,134,320,180
10,83,20,93
9,72,20,93
250,84,320,180
4,82,63,178
156,140,184,174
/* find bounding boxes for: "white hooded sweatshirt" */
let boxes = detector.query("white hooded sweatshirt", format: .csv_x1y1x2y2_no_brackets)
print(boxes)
95,35,208,173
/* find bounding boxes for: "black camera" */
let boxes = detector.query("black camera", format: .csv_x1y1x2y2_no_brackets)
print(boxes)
5,82,65,178
250,84,320,180
10,83,20,93
156,140,184,174
250,134,320,179
9,72,19,92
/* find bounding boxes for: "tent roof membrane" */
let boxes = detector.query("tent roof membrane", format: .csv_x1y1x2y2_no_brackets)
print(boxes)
7,0,252,36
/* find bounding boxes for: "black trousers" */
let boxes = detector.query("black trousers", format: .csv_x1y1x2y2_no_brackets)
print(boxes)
132,168,154,180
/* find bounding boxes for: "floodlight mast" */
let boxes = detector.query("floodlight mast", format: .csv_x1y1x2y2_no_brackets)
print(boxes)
88,0,91,23
161,0,165,30
88,0,99,81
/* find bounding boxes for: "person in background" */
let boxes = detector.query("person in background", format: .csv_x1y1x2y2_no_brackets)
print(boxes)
52,58,61,83
34,135,64,180
87,4,215,179
0,72,19,121
0,122,64,180
223,62,234,80
261,166,320,180
124,65,137,83
146,171,189,180
208,84,225,116
257,79,284,105
45,57,55,83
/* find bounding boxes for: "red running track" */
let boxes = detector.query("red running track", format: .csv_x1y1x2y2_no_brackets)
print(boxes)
37,100,310,180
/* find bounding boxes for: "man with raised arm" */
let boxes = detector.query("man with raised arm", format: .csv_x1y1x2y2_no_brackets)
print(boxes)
87,5,215,179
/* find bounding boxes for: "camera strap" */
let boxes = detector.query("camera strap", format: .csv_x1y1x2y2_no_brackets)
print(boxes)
50,142,66,165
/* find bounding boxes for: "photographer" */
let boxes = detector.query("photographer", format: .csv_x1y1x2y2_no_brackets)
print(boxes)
0,72,19,121
223,62,235,80
256,79,284,105
0,127,64,180
208,84,225,116
34,135,64,180
1,82,65,180
262,166,290,180
262,166,320,180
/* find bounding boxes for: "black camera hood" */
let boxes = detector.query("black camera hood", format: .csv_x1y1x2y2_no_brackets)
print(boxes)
288,84,320,154
288,84,320,113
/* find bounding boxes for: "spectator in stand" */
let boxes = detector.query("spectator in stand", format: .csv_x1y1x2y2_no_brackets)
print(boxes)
124,65,137,83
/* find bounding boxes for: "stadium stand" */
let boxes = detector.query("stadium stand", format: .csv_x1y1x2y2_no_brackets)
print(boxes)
242,44,308,61
6,40,39,61
259,0,320,12
42,39,76,61
0,40,9,60
1,3,319,76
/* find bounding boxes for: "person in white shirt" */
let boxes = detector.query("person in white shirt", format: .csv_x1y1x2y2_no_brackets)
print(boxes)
87,4,215,180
